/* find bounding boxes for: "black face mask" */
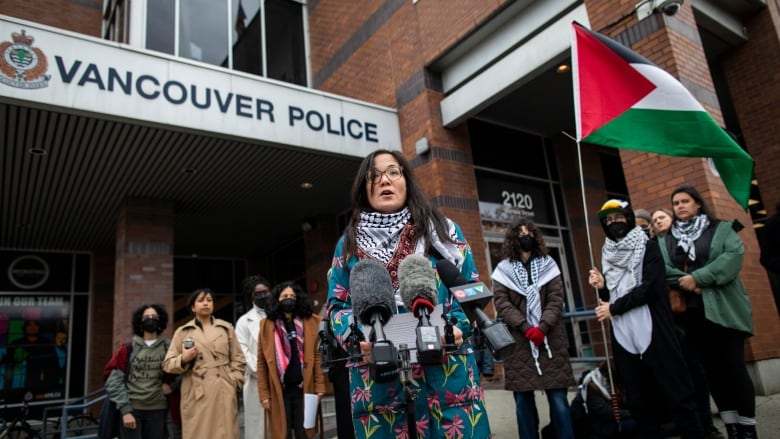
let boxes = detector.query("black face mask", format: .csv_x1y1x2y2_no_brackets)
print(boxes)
254,293,270,309
608,222,631,239
142,318,159,333
519,235,535,251
278,298,296,313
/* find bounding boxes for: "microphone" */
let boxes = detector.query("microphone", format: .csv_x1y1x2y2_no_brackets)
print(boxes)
399,255,443,364
350,259,399,382
317,319,334,374
436,260,518,361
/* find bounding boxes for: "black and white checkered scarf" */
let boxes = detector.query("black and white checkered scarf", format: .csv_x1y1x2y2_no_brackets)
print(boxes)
356,208,411,264
671,213,710,261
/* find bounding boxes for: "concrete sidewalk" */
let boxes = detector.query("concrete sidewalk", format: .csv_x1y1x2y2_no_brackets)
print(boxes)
317,379,780,438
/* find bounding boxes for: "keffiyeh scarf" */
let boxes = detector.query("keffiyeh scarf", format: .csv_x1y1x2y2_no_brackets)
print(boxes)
491,255,560,375
671,213,710,262
274,317,304,387
602,226,652,355
579,368,611,414
356,208,411,264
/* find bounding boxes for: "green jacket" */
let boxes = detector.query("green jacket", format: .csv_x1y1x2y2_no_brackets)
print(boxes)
658,220,753,335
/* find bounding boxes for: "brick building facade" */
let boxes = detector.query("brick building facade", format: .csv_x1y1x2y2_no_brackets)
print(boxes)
1,0,778,404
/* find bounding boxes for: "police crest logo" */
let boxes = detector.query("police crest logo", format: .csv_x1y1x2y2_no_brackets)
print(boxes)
0,29,51,89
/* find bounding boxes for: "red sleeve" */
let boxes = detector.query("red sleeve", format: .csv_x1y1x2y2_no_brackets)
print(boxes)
102,343,130,381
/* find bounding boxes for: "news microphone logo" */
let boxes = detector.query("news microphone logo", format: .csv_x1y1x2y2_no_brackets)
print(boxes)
436,260,518,361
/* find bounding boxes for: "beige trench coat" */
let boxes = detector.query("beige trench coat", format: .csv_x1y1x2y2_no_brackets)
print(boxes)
163,317,246,439
256,314,325,439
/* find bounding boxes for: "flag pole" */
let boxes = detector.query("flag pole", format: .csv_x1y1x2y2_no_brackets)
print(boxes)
564,129,621,429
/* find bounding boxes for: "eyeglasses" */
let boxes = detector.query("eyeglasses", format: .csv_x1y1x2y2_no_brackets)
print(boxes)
366,166,404,183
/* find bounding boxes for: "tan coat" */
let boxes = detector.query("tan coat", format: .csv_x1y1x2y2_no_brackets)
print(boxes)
163,318,246,439
256,314,325,439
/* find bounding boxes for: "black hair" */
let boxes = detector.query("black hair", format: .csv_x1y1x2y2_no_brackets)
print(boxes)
501,218,548,261
341,149,455,260
131,304,169,337
187,288,214,312
670,184,716,221
241,275,271,309
265,281,313,321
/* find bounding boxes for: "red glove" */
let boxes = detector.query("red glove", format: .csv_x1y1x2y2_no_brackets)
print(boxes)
524,327,545,346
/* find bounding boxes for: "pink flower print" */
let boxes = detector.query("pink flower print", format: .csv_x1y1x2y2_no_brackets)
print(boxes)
444,389,467,406
352,386,372,403
443,414,465,439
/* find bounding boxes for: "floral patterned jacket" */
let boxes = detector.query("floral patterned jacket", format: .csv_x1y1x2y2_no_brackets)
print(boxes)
326,221,492,439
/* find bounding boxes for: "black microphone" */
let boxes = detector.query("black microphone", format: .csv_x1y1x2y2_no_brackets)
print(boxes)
399,255,443,364
317,319,334,374
350,259,399,382
436,259,518,361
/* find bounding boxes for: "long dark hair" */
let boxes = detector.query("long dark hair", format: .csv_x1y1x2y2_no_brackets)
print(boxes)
671,184,717,221
341,149,454,259
266,281,313,321
131,304,168,337
501,218,548,261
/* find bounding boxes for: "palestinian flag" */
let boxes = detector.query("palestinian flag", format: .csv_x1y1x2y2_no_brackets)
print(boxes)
572,21,753,208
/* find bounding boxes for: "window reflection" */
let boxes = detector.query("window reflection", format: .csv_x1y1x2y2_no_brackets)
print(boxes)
266,0,306,85
232,0,263,75
180,0,229,66
137,0,307,86
146,0,175,55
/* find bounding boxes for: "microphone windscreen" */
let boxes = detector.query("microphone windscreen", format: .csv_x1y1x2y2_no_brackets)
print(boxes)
436,259,469,288
350,259,395,325
398,255,438,311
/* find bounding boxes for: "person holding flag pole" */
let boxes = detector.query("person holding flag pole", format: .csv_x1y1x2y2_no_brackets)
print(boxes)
569,18,757,439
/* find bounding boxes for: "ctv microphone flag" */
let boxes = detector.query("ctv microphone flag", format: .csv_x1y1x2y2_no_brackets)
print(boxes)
571,21,753,209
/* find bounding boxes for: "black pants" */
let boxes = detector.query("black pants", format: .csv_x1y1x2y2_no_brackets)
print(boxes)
119,408,167,439
328,362,355,439
283,386,306,439
685,311,755,418
613,334,703,438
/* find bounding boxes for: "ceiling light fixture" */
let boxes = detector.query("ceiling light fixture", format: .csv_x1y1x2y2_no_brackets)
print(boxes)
182,168,196,175
301,182,313,189
28,147,47,156
556,64,570,74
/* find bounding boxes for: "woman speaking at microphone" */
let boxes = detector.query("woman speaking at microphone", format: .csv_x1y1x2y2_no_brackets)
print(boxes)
326,149,491,438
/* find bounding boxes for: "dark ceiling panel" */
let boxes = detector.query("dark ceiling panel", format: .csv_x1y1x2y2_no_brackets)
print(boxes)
0,101,361,258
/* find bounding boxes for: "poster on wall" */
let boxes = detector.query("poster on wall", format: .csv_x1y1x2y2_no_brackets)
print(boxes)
0,295,70,404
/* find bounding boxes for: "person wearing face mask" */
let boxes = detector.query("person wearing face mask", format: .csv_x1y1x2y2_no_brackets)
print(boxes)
635,208,654,238
491,218,576,439
658,185,755,439
256,281,325,439
235,275,272,438
104,304,180,439
589,199,705,439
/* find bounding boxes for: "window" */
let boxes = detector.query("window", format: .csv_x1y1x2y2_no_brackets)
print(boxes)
146,0,175,55
102,0,131,43
123,0,308,86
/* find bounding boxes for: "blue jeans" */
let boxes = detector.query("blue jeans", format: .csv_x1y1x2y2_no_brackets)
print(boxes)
514,389,573,439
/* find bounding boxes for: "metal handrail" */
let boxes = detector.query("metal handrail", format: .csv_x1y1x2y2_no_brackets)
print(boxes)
41,388,105,439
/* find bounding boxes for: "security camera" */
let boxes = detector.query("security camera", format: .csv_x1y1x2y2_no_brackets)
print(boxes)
657,0,683,16
636,0,683,20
